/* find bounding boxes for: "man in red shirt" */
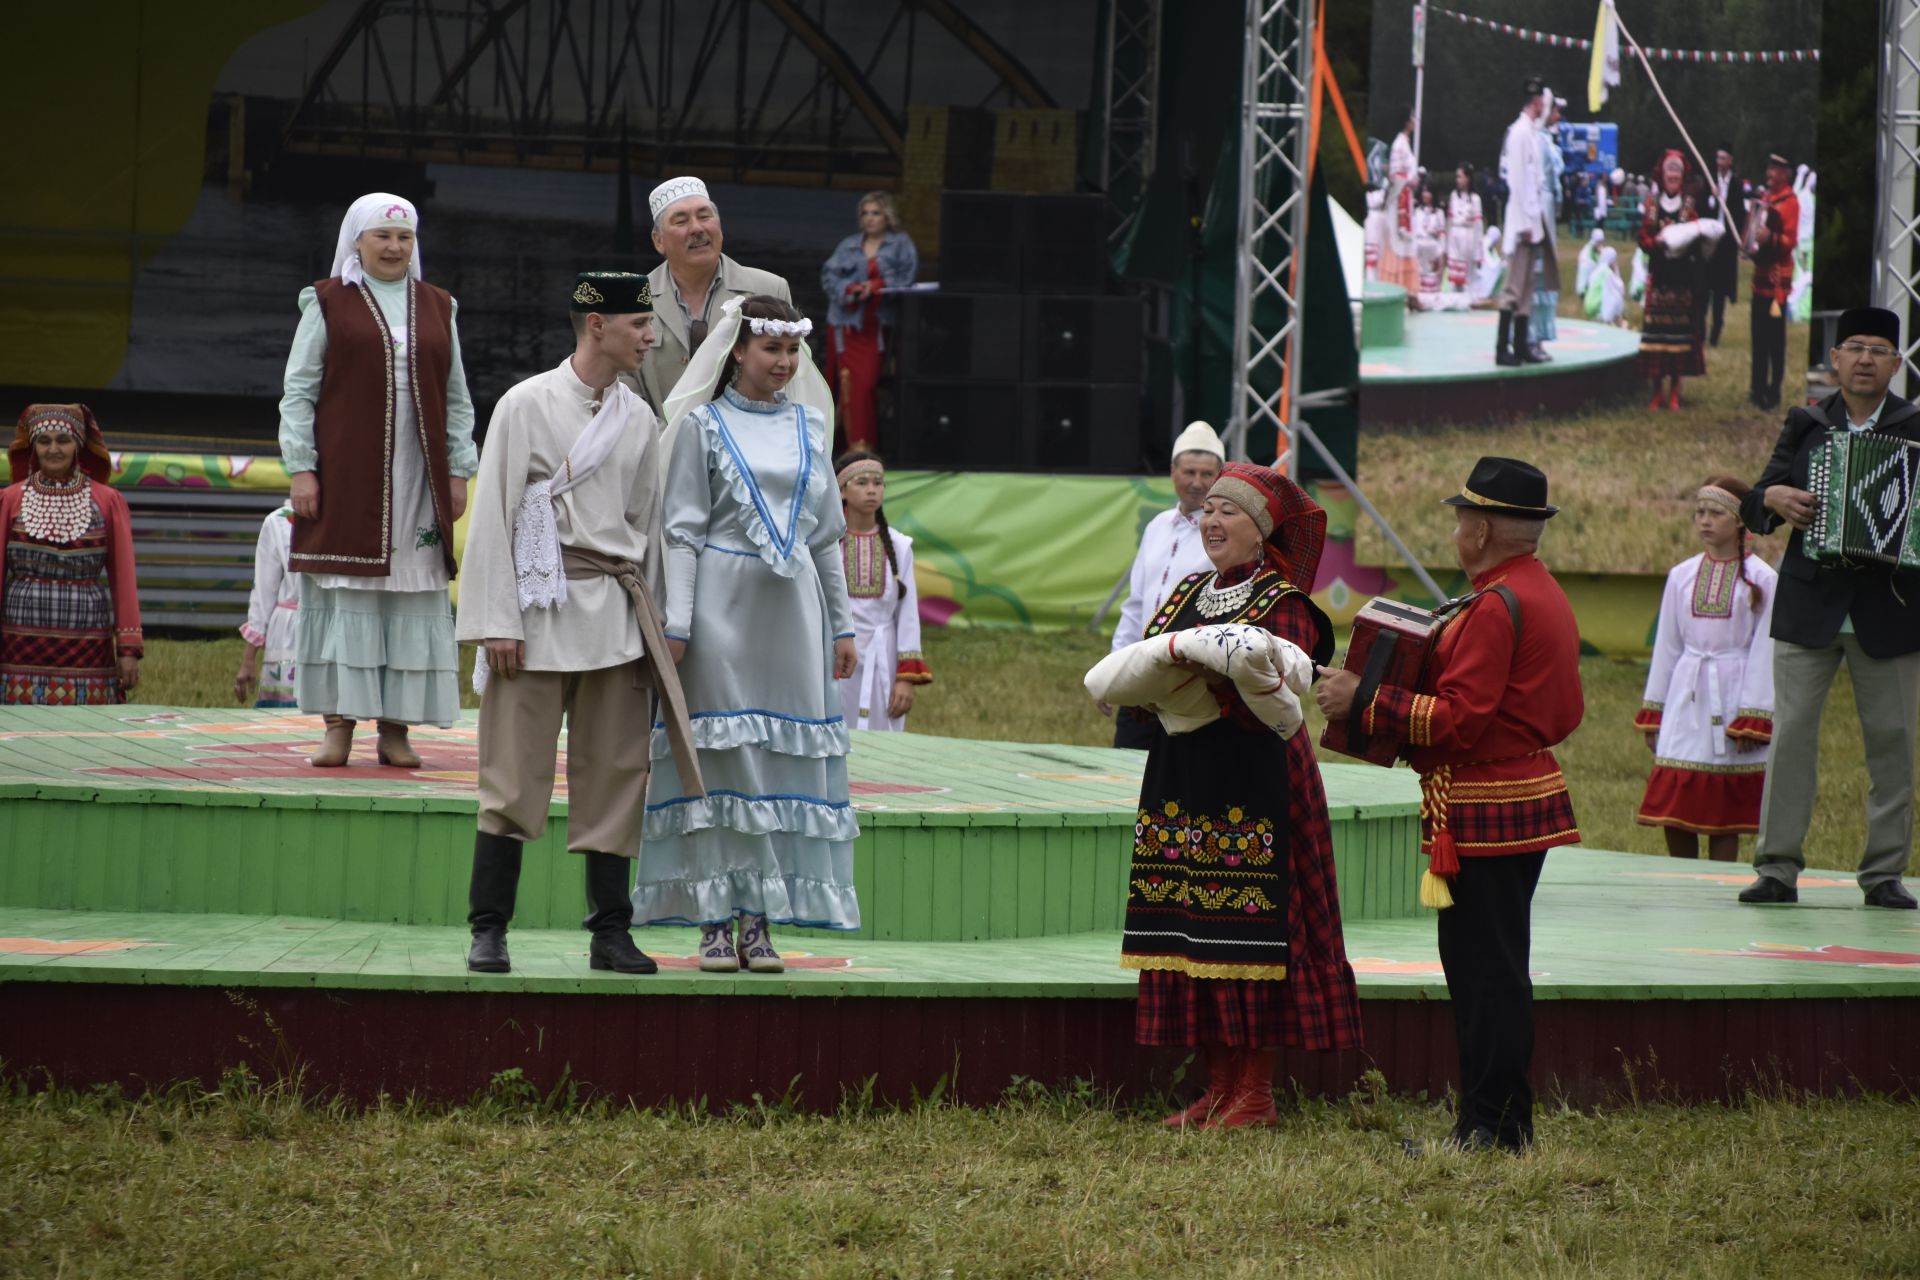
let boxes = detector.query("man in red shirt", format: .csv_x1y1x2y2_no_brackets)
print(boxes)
1747,153,1799,411
1316,457,1584,1151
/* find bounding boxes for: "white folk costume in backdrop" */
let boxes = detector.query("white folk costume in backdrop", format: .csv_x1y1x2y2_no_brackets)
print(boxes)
1363,188,1387,280
840,524,932,732
1635,551,1777,835
1444,189,1484,291
634,298,860,930
240,505,299,708
1378,132,1420,290
278,192,479,727
1412,203,1448,299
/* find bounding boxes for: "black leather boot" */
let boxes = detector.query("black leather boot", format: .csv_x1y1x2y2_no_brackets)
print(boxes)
467,831,523,973
1495,310,1520,367
1514,314,1549,364
584,852,657,974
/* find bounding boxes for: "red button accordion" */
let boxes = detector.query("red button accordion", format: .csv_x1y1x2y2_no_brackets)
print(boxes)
1319,597,1448,766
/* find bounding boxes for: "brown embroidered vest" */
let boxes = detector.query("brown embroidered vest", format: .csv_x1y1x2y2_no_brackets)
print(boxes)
289,276,458,579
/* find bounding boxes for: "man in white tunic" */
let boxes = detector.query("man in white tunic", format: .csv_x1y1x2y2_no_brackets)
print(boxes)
458,271,696,975
634,176,793,422
1105,420,1225,748
1495,76,1550,368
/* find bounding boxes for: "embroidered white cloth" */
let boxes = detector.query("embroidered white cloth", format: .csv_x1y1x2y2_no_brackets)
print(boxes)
510,378,635,612
1085,623,1317,738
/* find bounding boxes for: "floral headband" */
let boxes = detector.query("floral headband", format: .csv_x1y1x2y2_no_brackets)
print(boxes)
747,316,813,337
838,458,884,487
1696,485,1742,517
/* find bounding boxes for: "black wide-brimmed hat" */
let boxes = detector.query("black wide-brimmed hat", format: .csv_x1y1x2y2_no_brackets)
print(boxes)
1440,456,1558,519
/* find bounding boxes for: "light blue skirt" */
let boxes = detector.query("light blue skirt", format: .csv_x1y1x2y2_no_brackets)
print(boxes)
295,581,459,726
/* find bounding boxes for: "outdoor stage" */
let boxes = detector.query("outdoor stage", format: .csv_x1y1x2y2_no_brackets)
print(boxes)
1359,309,1642,426
2,707,1916,1108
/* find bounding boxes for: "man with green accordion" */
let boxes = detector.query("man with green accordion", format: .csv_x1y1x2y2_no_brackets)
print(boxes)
1738,305,1920,910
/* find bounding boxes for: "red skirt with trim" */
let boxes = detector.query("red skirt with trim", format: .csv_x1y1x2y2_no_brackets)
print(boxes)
1135,732,1364,1051
1636,764,1763,835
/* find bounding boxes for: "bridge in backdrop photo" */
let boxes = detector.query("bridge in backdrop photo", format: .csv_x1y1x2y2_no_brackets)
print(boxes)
2,705,1916,1107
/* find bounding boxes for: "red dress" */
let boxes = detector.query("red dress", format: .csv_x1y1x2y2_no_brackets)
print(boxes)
827,255,885,453
1127,569,1365,1051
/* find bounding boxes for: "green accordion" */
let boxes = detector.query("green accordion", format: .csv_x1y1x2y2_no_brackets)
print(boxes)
1806,431,1920,569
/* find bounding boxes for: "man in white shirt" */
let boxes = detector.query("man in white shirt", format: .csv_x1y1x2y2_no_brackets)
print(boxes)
1496,76,1550,368
1105,420,1226,748
459,271,690,975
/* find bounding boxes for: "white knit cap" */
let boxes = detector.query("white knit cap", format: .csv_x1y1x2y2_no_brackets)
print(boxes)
1170,420,1225,461
649,176,711,222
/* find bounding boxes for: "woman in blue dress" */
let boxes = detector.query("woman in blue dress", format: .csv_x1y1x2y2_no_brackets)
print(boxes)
636,295,860,973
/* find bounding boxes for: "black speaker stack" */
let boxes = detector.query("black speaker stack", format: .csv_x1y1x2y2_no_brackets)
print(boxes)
886,192,1147,473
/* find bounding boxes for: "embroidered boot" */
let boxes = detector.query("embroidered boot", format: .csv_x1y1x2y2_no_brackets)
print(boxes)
739,913,785,973
308,715,355,768
466,831,522,973
376,720,421,768
582,852,657,974
1161,1047,1232,1128
1206,1048,1281,1129
698,920,739,972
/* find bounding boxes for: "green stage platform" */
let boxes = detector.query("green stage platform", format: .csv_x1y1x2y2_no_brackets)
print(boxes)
3,849,1915,1001
0,706,1424,940
1359,310,1642,425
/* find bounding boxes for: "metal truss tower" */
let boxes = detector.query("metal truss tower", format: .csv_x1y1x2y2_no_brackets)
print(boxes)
1875,0,1920,394
1226,0,1314,463
1100,0,1161,246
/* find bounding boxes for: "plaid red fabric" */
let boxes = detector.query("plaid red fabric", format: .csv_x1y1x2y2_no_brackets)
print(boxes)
1134,594,1364,1051
1208,462,1327,589
1440,764,1580,854
1749,187,1798,302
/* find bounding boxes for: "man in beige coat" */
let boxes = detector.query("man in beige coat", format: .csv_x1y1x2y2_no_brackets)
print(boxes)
635,176,793,420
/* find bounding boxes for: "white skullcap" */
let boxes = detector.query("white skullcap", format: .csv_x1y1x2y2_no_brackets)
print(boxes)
1589,228,1604,243
649,176,711,222
1170,420,1225,461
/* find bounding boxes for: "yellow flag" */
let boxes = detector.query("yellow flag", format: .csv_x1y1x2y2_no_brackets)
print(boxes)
1588,0,1620,112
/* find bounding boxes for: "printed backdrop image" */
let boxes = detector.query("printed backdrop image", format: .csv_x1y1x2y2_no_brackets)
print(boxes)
1353,0,1822,576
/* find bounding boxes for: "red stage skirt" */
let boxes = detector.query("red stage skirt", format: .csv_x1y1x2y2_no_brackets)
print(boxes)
1637,764,1763,835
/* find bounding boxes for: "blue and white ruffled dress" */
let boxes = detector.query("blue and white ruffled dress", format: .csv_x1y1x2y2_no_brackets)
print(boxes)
633,386,862,929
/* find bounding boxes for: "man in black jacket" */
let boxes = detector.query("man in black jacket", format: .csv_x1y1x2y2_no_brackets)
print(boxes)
1738,306,1920,910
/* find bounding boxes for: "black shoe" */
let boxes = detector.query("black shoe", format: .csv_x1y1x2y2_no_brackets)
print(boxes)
467,832,524,972
1495,310,1521,366
1865,880,1919,909
1526,343,1553,363
589,930,659,973
1514,315,1549,364
1738,876,1798,904
468,926,511,973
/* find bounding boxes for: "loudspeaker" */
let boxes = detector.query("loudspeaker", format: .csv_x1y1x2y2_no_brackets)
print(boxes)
898,293,1022,381
1021,296,1145,383
1023,195,1107,294
939,192,1026,293
1022,383,1144,473
888,380,1021,470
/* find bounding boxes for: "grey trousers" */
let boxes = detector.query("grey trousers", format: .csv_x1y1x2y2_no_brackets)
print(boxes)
1753,634,1920,888
1499,238,1539,316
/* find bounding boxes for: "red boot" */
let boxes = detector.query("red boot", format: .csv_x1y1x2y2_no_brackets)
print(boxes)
1205,1048,1280,1129
1667,382,1682,411
1161,1047,1235,1128
1647,385,1664,412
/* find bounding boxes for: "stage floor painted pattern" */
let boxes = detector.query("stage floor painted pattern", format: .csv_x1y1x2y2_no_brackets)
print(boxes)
1360,311,1640,384
4,849,1916,1001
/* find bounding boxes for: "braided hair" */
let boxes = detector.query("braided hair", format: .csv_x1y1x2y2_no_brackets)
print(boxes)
711,295,805,402
836,448,905,599
1703,474,1763,612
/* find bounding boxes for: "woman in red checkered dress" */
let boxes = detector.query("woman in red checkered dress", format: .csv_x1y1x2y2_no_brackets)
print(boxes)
0,405,143,704
1122,462,1363,1129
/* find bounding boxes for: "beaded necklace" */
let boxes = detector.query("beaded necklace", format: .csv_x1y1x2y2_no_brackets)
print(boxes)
19,472,93,544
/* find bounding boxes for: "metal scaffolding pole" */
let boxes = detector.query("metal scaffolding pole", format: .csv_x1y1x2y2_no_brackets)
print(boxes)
1875,0,1920,397
1100,0,1162,246
1226,0,1313,464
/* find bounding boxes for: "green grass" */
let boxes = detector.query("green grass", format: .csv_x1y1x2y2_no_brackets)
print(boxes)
2,1072,1916,1279
145,628,1909,875
1356,240,1794,576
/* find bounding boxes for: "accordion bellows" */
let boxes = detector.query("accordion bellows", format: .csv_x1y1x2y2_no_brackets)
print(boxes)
1807,432,1920,570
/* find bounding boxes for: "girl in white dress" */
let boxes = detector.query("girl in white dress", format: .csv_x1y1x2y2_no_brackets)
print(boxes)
1635,476,1777,860
835,450,932,732
1443,166,1483,292
234,504,299,708
638,295,860,973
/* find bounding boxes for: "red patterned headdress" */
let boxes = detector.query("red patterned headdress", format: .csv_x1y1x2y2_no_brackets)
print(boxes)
10,403,111,484
1206,461,1326,590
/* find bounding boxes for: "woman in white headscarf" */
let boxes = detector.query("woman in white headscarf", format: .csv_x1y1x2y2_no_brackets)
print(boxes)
633,293,860,976
277,193,479,768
